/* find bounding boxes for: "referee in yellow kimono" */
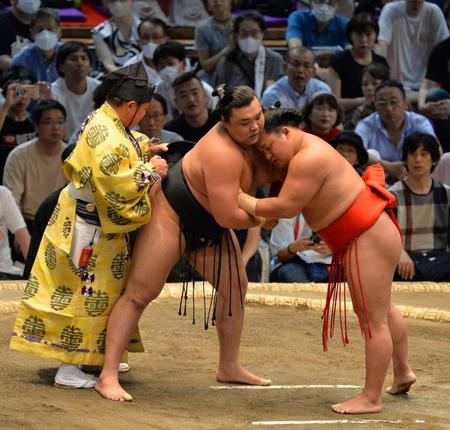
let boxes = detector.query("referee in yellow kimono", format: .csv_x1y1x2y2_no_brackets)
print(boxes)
10,63,168,388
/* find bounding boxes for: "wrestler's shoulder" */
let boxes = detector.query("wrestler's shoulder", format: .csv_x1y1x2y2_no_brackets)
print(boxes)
293,142,330,165
198,127,244,156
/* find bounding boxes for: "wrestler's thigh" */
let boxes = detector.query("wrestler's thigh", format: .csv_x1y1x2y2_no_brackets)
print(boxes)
126,188,185,298
189,230,248,294
346,212,402,321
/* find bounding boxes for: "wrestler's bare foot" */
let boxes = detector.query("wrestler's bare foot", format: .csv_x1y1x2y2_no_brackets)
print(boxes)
216,367,271,386
95,378,133,402
385,372,416,395
332,394,383,414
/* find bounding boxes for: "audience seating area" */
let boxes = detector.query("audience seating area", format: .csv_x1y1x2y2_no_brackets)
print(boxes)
61,23,288,54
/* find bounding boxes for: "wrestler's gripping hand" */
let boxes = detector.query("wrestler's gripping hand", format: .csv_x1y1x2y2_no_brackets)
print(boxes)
150,155,169,178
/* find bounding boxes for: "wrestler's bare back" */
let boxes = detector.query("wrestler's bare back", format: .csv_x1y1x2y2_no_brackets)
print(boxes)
262,131,366,231
182,123,278,219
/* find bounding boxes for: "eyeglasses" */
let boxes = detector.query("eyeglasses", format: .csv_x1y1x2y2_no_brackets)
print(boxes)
287,61,314,70
39,119,66,127
374,99,402,109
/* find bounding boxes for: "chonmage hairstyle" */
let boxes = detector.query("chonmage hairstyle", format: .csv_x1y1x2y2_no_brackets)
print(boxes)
264,108,302,133
212,84,256,122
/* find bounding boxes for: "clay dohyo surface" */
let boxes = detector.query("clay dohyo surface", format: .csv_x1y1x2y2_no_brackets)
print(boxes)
1,297,449,430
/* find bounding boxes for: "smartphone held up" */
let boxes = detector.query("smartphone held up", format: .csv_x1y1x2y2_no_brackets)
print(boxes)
15,84,39,99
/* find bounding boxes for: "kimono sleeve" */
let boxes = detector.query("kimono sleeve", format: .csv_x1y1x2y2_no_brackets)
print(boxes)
91,144,158,233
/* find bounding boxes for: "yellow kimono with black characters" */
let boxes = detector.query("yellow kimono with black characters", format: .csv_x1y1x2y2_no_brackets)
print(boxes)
10,102,158,365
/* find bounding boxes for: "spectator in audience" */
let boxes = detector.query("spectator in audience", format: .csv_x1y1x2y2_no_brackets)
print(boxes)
51,42,101,138
328,13,389,113
418,35,450,152
301,91,343,142
195,0,234,85
0,66,37,183
22,143,74,279
138,93,183,143
153,41,216,121
270,212,332,283
432,152,450,185
345,62,389,130
92,0,140,72
261,46,331,110
354,0,388,22
355,80,436,182
376,0,449,91
0,0,40,71
164,72,218,143
286,0,349,49
389,132,450,281
169,0,209,27
214,11,284,98
124,17,169,84
65,80,108,146
0,185,30,279
3,100,67,230
11,8,62,83
134,0,169,21
335,0,355,19
330,130,368,175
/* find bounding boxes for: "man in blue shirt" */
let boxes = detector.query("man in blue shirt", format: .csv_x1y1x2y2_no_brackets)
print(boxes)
11,8,61,83
355,80,435,182
286,0,348,49
261,46,331,109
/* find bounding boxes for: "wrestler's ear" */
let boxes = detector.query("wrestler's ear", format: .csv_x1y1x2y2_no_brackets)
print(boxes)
221,115,229,128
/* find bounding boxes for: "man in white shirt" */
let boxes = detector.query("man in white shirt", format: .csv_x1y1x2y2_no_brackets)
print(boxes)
0,185,30,278
376,0,449,90
51,42,100,137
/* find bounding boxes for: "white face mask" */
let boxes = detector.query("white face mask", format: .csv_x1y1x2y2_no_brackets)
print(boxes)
238,37,262,55
109,1,132,19
17,0,41,14
159,65,179,83
142,41,158,59
312,4,336,23
34,30,58,51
